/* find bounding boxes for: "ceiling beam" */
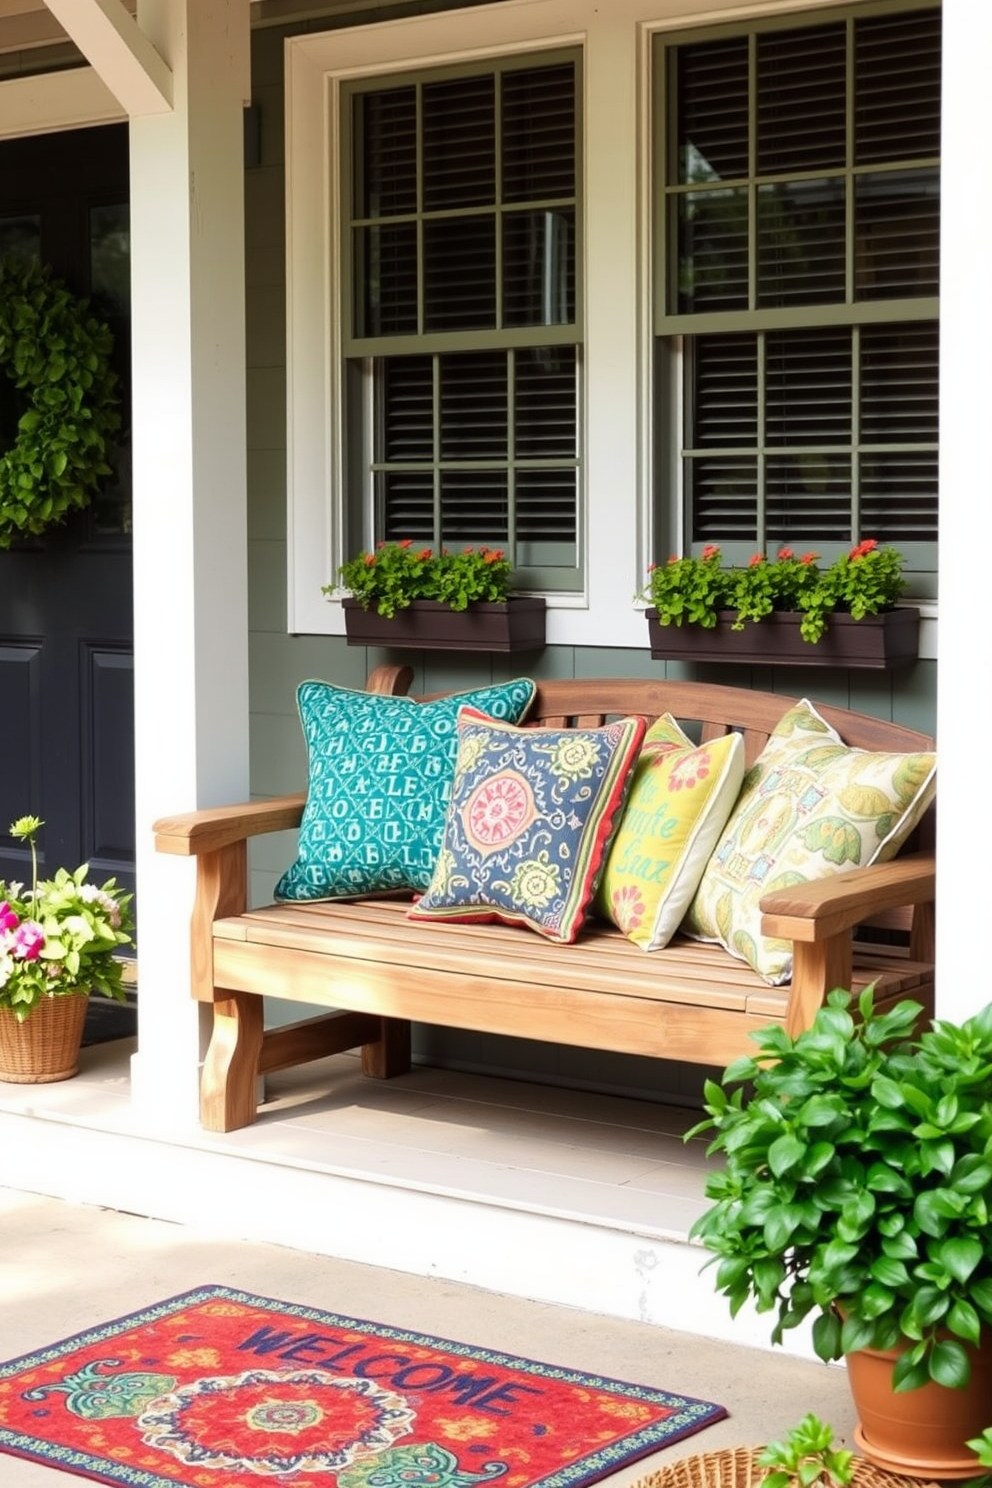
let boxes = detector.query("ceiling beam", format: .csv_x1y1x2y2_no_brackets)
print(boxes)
0,65,125,139
40,0,172,116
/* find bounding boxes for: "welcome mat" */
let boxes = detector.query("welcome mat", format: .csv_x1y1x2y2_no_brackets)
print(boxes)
0,1285,726,1488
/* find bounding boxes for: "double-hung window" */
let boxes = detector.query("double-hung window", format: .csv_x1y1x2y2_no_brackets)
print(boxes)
654,2,940,590
340,53,582,593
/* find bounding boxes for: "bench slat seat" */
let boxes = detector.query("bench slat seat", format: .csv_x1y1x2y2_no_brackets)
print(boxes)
155,667,935,1133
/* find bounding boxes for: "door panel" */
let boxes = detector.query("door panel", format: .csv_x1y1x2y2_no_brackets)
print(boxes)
0,124,134,905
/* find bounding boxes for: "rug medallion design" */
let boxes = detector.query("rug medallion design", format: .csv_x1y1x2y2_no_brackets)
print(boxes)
0,1285,727,1487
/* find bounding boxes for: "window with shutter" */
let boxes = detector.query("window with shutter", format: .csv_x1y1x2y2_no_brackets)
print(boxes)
341,54,582,591
655,2,939,585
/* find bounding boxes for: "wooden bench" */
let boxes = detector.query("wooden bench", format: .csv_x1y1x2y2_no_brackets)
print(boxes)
153,667,936,1133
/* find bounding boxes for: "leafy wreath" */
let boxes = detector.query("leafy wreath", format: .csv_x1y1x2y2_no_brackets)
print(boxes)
0,256,121,549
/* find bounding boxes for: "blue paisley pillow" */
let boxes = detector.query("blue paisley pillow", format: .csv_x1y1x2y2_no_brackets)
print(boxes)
409,707,646,942
275,679,536,902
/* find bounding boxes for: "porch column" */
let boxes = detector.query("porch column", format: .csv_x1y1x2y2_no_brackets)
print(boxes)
935,0,991,1019
129,0,250,1117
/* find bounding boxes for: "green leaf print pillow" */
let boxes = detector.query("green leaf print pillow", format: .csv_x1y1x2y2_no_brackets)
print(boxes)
682,698,936,984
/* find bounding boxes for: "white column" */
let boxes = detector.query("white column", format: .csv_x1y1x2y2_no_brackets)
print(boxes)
129,0,250,1118
935,1,991,1019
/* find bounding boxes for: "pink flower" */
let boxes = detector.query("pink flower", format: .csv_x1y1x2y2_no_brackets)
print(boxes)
12,920,45,961
0,901,18,933
669,751,712,791
611,884,645,933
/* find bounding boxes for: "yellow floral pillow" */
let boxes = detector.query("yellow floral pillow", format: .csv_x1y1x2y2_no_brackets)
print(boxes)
682,699,936,984
596,715,745,951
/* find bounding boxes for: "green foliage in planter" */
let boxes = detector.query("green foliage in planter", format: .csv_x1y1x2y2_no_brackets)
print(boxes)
643,541,906,643
328,540,512,619
687,989,992,1390
0,817,133,1019
757,1414,854,1488
0,257,121,548
966,1428,992,1473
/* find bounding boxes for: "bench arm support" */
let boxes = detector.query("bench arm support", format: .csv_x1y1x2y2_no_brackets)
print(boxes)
760,853,936,1037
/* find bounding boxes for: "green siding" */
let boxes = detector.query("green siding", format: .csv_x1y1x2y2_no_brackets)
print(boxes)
245,16,937,1106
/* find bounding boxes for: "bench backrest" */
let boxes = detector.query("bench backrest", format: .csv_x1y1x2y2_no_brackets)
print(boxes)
373,665,933,766
373,664,936,866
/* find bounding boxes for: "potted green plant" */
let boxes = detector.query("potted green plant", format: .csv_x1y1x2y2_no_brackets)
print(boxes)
326,540,546,653
642,542,918,668
631,1412,925,1488
757,1414,855,1488
0,816,134,1083
686,989,992,1479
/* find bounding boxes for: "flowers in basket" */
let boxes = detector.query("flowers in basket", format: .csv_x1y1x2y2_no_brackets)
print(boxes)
326,540,513,619
0,816,134,1021
643,539,907,643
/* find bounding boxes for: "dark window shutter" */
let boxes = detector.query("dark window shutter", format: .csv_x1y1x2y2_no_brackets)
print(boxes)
502,63,575,202
676,38,748,184
765,328,851,447
355,87,417,218
380,356,433,462
691,335,757,448
855,10,941,164
439,352,508,460
756,24,846,175
380,471,435,543
422,74,496,211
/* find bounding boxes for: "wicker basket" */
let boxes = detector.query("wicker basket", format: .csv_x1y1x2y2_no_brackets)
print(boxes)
0,992,90,1083
631,1449,942,1488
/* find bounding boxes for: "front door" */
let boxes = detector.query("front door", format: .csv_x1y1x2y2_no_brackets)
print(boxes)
0,125,134,909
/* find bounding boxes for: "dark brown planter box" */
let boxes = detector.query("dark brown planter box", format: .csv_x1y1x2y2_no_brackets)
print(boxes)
343,596,547,653
646,607,920,669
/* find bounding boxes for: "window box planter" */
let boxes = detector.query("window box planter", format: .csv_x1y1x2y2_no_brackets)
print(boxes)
645,606,920,669
342,596,546,653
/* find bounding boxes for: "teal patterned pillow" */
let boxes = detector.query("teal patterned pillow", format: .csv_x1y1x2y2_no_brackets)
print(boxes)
275,679,536,902
409,707,646,942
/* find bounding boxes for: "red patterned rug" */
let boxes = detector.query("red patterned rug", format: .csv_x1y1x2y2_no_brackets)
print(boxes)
0,1285,726,1488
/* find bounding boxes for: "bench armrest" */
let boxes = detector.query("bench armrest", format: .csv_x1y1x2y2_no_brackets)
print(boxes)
759,853,936,943
759,853,936,1037
154,794,306,857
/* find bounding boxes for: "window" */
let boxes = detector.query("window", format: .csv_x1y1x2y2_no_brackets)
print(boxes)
655,3,940,585
341,55,582,591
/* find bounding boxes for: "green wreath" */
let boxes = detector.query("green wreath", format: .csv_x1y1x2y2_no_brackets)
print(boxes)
0,256,121,548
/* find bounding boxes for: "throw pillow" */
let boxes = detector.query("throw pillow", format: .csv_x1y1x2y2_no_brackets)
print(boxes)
408,706,646,943
275,678,536,902
596,714,745,951
683,698,936,984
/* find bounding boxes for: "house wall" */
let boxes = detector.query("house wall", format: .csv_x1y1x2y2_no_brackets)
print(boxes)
244,5,938,1103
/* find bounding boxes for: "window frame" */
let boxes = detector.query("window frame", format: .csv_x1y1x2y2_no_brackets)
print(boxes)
285,1,659,646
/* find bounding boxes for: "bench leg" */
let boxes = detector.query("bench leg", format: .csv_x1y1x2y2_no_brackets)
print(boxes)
200,991,265,1133
361,1017,412,1079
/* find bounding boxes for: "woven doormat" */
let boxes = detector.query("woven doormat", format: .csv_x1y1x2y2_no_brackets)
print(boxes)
0,1285,727,1488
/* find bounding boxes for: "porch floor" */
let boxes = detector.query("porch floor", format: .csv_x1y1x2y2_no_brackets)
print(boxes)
0,1181,857,1488
0,1036,811,1356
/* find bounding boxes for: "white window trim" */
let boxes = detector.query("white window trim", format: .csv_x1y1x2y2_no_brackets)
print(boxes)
284,0,864,645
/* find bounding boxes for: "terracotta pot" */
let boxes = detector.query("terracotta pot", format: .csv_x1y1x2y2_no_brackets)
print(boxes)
0,992,90,1083
846,1334,992,1480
